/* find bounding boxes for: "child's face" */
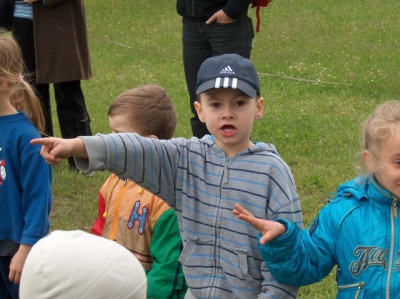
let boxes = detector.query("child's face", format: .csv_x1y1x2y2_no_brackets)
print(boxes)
108,114,137,134
365,133,400,198
194,88,264,157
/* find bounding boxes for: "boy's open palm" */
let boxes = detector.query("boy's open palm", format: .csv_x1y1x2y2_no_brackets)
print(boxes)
232,203,286,245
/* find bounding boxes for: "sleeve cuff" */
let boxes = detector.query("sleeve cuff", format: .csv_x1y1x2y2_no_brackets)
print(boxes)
222,5,242,20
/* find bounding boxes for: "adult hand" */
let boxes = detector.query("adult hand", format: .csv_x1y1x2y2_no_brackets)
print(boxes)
23,0,39,3
206,9,235,25
30,137,88,164
232,203,287,244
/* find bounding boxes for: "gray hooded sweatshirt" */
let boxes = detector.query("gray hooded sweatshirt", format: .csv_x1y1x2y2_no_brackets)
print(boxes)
76,133,303,299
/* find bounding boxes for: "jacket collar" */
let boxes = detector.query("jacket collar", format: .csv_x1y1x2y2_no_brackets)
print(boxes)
200,134,280,156
337,174,396,206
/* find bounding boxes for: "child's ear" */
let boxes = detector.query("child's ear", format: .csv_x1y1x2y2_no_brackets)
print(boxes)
194,101,206,123
362,150,374,172
254,96,264,120
0,77,8,88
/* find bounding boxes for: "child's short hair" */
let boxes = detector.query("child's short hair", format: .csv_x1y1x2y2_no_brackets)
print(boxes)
108,84,176,139
363,101,400,159
195,53,260,98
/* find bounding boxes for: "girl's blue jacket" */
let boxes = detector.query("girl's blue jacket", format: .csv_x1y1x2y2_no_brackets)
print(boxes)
260,175,400,299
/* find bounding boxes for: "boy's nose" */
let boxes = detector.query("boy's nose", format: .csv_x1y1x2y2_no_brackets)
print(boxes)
222,107,234,119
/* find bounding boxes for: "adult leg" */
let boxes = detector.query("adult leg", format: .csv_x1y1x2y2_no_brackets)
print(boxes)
207,15,254,59
11,18,35,82
12,17,53,136
53,80,92,168
34,83,52,136
182,17,213,138
0,257,19,299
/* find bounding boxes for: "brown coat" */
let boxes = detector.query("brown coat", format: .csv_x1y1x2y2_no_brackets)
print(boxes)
32,0,91,83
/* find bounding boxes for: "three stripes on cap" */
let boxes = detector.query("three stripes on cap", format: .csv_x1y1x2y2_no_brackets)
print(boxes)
214,77,238,89
215,66,237,89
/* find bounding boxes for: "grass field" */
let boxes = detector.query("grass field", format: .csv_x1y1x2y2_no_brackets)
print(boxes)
47,0,400,297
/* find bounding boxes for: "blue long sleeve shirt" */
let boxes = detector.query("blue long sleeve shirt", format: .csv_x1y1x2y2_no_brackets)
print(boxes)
0,112,52,247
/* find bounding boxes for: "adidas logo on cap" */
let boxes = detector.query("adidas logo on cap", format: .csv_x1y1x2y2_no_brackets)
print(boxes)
196,54,260,98
220,66,235,75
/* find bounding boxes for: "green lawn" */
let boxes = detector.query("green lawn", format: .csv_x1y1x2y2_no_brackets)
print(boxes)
48,0,400,297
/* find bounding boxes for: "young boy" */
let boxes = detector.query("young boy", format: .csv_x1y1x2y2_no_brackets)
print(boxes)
91,85,187,299
32,54,304,298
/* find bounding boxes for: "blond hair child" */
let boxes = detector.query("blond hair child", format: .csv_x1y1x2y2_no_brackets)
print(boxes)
234,101,400,298
0,33,51,298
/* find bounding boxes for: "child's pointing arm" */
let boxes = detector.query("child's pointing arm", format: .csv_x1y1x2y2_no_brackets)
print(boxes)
30,137,88,164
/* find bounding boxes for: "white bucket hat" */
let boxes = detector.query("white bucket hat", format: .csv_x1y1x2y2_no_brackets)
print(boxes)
20,230,147,299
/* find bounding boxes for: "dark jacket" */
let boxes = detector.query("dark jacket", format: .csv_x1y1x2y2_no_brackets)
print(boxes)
32,0,91,83
176,0,251,20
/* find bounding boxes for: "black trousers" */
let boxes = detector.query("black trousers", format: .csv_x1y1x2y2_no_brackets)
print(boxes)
12,17,92,168
0,256,18,299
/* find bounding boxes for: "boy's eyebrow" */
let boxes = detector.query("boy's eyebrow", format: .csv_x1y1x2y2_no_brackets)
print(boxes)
202,94,217,101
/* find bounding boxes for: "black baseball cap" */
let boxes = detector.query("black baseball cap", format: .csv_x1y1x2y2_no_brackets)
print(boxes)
196,54,260,98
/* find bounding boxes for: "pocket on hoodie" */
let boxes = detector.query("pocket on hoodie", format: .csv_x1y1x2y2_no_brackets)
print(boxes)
178,236,214,297
337,282,365,299
218,241,261,299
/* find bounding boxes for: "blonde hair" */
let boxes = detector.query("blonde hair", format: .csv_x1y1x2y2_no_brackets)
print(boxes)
363,101,400,161
108,84,176,139
0,32,44,132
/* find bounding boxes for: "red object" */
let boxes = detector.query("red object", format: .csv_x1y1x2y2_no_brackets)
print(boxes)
251,0,272,32
91,191,106,236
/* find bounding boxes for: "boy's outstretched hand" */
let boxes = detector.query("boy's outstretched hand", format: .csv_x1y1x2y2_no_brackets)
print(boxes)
30,137,88,165
232,203,287,245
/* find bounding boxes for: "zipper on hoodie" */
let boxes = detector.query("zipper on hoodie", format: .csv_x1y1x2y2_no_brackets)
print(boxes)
222,157,230,184
392,197,398,218
337,282,364,299
109,179,129,240
386,196,399,298
208,157,230,297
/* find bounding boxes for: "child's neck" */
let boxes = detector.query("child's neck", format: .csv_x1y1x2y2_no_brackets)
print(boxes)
220,140,255,157
0,95,18,116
